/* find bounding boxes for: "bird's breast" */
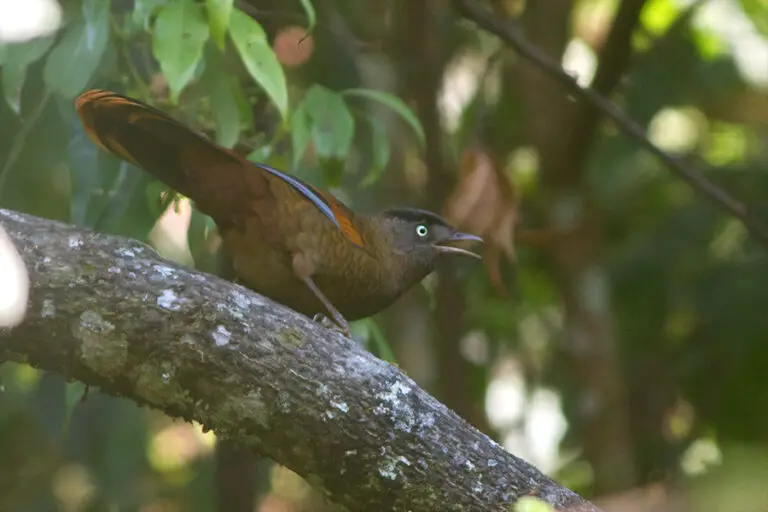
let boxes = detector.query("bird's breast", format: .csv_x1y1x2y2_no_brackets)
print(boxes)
221,206,395,320
220,183,427,321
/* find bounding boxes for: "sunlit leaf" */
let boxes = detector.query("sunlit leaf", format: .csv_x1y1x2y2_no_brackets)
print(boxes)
2,35,55,112
640,0,679,35
43,0,110,99
303,85,354,160
341,88,425,148
228,8,288,120
205,0,233,49
691,29,726,60
299,0,317,33
152,0,210,101
514,496,554,512
739,0,768,37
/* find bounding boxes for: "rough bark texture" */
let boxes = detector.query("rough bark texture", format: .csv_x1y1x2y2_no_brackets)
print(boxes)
0,208,600,512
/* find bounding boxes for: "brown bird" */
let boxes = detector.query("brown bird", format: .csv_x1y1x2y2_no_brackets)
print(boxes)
74,89,482,336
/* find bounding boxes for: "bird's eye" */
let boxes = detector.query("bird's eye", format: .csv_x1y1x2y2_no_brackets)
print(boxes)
416,224,429,237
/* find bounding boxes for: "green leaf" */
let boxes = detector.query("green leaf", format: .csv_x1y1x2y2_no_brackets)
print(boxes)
303,85,355,160
2,35,55,112
228,8,288,120
93,161,143,233
352,319,396,363
740,0,768,37
342,88,425,148
299,0,317,33
514,497,554,512
94,164,162,239
247,145,273,162
145,181,176,219
640,0,679,35
0,44,6,65
290,101,312,167
206,0,234,49
152,0,210,101
61,381,87,442
132,0,167,31
43,0,110,99
68,118,109,226
82,0,107,25
361,118,391,187
202,48,242,148
188,209,220,273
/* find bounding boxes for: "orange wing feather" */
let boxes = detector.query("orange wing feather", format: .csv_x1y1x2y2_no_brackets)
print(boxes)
308,186,365,248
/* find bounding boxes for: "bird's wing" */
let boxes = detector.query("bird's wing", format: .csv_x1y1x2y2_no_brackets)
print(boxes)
74,89,365,248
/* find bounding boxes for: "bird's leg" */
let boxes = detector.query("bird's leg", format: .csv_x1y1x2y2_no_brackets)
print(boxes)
299,277,350,336
312,312,348,334
292,253,351,337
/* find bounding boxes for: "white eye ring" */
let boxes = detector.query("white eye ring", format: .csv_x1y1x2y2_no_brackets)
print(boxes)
416,224,428,237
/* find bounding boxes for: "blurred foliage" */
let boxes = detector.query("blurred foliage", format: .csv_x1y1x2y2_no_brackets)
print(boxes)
1,0,768,510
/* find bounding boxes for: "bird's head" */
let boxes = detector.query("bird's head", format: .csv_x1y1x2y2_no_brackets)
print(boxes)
376,208,483,275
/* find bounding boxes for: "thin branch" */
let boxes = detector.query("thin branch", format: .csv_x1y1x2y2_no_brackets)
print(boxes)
452,0,768,247
589,0,647,98
0,208,601,512
565,0,647,168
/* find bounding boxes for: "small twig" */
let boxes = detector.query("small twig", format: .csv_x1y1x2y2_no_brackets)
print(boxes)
453,0,768,247
472,49,506,147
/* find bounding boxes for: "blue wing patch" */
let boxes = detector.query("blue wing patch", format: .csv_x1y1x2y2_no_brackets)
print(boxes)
251,162,341,230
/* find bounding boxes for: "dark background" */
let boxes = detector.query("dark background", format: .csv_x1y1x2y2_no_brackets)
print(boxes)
1,0,768,510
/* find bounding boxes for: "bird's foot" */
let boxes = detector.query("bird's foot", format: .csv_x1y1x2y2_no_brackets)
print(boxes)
312,313,351,338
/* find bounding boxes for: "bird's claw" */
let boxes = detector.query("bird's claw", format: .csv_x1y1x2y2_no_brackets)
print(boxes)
312,313,351,338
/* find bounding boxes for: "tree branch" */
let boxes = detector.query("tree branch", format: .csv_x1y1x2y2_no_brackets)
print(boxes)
0,208,601,512
452,0,768,247
565,0,646,170
589,0,646,98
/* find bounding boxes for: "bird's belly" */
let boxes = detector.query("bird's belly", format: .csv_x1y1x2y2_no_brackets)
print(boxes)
222,234,387,321
314,272,400,320
225,239,320,316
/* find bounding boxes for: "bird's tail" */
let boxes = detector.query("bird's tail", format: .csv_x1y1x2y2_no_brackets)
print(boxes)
75,89,366,248
74,89,249,222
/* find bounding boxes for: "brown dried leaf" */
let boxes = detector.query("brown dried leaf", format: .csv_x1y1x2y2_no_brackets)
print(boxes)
444,148,519,295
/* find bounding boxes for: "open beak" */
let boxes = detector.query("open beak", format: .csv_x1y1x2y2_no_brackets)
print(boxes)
434,232,483,259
